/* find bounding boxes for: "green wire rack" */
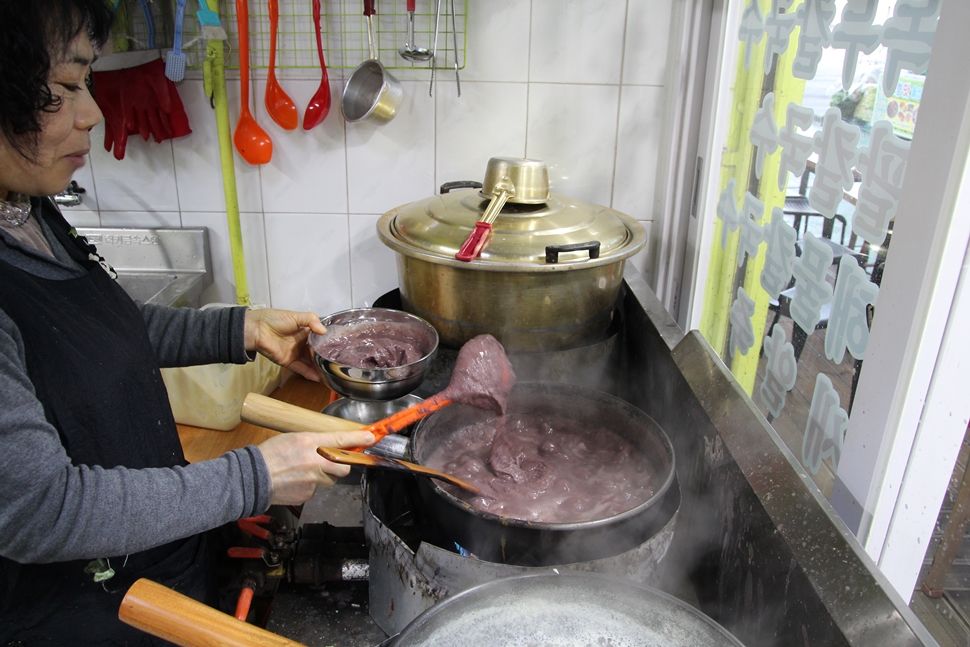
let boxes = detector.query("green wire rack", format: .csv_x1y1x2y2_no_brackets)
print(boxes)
116,0,467,71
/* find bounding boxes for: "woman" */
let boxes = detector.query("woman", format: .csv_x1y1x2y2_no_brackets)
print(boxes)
0,1,375,643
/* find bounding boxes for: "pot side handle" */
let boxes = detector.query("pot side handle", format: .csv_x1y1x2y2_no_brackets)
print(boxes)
545,241,601,264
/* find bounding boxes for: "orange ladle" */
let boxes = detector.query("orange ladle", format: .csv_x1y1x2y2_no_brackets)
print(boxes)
265,0,298,130
233,0,273,165
240,335,517,451
303,0,332,130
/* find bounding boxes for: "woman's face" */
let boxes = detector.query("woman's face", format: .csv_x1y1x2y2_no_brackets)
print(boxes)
0,32,102,200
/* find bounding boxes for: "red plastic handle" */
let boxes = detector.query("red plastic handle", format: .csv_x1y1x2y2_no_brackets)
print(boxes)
456,221,493,262
237,515,272,540
227,547,265,560
364,0,375,17
407,0,415,11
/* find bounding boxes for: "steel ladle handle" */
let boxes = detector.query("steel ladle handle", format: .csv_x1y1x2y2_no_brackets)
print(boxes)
363,0,377,61
455,176,514,261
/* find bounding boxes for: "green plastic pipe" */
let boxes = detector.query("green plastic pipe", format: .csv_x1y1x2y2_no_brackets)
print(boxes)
203,0,251,306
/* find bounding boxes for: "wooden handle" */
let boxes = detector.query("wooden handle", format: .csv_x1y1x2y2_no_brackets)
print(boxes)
241,393,364,434
119,578,306,647
317,446,484,496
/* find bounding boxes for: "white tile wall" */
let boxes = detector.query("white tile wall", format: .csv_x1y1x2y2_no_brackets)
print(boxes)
64,0,676,316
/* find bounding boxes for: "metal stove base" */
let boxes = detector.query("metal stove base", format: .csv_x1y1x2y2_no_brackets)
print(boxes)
363,470,682,636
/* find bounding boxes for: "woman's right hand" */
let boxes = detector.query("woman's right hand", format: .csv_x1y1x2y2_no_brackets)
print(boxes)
256,430,375,505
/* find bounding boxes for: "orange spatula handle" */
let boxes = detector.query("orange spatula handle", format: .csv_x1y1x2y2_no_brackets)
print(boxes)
342,394,453,452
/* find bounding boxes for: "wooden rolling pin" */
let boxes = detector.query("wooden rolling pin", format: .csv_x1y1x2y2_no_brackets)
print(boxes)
119,578,306,647
240,392,364,434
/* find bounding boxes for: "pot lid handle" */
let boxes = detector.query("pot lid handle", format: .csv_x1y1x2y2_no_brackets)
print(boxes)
440,180,483,194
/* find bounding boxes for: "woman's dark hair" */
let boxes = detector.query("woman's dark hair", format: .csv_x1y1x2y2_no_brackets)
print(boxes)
0,0,113,159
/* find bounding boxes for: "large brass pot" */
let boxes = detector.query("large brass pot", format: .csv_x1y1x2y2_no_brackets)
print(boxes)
376,158,646,352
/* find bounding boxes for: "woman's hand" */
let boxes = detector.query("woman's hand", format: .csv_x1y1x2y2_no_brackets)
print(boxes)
244,308,327,381
257,430,376,505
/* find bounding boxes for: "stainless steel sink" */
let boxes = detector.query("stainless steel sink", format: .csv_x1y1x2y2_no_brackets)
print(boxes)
76,227,213,308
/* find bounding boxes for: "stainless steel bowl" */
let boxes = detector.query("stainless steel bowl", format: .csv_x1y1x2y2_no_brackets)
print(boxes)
308,308,438,401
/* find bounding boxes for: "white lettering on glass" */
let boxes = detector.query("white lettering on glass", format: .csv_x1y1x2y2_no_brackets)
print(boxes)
777,103,815,191
792,0,837,80
809,107,861,219
881,0,940,98
831,0,882,91
853,120,910,246
730,286,757,358
803,373,849,474
750,92,780,180
738,192,766,267
764,0,798,74
826,256,879,364
791,232,834,334
761,207,798,298
716,178,740,249
739,0,765,71
761,324,798,418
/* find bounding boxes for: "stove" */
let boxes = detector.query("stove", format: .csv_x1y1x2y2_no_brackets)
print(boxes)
261,273,936,647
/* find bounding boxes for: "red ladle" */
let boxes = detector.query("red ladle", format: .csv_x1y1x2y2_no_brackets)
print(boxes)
233,0,273,164
303,0,332,130
265,0,298,130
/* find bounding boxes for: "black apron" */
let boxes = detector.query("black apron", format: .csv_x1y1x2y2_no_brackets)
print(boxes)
0,203,215,646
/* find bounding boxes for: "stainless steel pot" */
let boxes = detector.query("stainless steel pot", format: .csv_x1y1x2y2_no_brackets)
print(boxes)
389,571,745,647
376,157,647,352
408,382,675,566
341,0,402,124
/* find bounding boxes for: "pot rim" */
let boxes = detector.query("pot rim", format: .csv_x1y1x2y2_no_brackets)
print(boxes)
377,201,647,272
389,571,746,647
410,382,676,531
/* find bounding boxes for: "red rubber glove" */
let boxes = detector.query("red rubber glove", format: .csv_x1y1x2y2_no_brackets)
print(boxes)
93,58,191,160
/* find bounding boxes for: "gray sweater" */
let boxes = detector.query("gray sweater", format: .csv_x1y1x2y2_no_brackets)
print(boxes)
0,207,272,564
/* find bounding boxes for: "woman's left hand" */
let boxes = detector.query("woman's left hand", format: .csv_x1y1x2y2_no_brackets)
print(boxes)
244,308,327,381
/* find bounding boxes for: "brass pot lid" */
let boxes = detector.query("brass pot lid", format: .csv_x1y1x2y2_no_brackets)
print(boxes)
377,168,647,272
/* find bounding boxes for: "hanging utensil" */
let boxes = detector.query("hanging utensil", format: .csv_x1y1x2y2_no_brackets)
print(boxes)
428,0,441,97
449,0,460,96
341,0,403,124
137,0,156,49
264,0,298,130
303,0,331,130
317,447,485,496
233,0,273,164
164,0,187,81
399,0,432,61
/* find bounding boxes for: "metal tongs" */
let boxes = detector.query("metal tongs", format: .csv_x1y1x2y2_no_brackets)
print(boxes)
455,175,515,262
429,0,461,97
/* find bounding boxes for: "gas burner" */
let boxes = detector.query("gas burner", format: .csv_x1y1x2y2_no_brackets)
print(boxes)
362,468,681,635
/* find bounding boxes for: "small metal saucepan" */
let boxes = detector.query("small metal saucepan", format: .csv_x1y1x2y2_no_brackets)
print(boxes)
408,382,676,566
342,0,402,123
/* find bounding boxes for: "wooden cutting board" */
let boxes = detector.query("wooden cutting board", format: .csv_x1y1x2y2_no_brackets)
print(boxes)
177,375,337,463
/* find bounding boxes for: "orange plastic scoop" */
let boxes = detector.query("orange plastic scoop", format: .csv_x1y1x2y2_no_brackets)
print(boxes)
240,335,516,451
